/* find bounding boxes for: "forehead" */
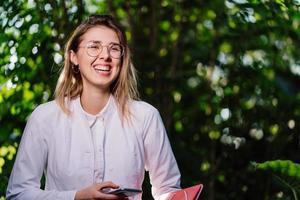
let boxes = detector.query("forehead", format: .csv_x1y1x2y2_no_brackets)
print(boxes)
81,25,120,44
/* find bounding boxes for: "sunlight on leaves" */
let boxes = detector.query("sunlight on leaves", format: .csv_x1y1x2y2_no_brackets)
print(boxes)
269,124,279,136
209,130,220,140
175,120,183,132
200,161,210,172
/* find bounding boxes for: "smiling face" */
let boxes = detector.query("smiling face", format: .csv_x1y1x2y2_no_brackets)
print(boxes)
70,25,121,92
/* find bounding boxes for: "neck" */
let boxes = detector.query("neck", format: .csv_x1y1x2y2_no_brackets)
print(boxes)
80,87,110,115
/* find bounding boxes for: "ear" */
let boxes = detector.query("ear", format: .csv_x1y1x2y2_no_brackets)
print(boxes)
70,50,78,65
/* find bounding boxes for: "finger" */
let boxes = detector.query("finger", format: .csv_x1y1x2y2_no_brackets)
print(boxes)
94,193,121,199
97,181,119,190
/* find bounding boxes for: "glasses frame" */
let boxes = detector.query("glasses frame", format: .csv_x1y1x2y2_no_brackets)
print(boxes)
79,41,125,59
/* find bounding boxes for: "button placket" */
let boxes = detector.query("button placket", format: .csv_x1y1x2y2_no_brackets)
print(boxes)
92,116,105,183
98,117,105,182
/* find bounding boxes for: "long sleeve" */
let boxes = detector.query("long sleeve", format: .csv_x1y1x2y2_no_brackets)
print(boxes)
143,108,181,199
6,113,76,200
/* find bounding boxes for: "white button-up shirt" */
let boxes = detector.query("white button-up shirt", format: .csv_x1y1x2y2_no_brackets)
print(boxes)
6,95,181,200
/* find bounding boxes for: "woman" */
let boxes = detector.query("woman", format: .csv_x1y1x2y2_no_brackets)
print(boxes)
6,14,181,200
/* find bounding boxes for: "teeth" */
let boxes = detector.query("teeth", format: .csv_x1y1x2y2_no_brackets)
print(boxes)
94,65,110,71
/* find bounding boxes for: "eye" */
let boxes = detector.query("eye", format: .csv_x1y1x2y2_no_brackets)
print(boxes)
110,44,122,51
86,42,101,49
88,44,99,49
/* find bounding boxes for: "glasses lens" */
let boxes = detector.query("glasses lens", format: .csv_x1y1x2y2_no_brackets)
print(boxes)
109,44,123,58
86,43,101,57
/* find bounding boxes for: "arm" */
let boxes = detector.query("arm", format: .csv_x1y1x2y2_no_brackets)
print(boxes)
143,108,181,200
6,114,76,200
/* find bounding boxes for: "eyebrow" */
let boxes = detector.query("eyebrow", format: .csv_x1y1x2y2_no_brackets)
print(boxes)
87,40,121,45
88,40,101,44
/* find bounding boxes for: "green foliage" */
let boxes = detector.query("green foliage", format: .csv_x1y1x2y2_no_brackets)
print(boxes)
254,160,300,179
253,160,300,200
1,0,300,199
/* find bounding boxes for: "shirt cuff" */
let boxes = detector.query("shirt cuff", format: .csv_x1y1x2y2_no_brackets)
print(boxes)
64,190,77,200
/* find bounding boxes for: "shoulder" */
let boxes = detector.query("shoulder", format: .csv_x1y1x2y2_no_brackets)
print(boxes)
129,100,159,116
128,100,162,126
128,100,166,136
30,100,63,123
22,100,64,138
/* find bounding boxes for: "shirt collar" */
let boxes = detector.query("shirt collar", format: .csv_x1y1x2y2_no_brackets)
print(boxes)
73,94,116,123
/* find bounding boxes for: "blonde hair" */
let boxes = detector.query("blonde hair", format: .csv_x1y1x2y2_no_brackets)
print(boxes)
54,14,139,119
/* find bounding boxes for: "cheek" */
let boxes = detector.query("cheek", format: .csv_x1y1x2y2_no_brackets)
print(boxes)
78,49,96,64
113,60,121,69
78,55,94,66
114,62,121,76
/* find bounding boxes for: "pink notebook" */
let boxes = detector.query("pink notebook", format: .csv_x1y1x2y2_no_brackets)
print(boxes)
170,184,203,200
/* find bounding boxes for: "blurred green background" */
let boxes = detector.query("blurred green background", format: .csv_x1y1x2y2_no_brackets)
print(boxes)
1,0,300,199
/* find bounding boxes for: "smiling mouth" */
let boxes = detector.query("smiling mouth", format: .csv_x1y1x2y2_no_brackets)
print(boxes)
93,64,111,72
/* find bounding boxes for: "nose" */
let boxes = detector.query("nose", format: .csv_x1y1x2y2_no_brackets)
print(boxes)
98,46,110,60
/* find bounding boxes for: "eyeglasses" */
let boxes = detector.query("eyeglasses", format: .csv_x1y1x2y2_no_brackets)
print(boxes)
80,41,124,59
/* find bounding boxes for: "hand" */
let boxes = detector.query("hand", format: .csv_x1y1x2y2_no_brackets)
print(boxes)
74,181,128,200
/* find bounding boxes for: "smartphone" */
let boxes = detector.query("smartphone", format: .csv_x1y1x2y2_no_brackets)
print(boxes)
101,187,142,197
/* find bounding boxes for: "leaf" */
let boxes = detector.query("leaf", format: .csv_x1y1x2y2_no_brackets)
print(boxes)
252,160,300,199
